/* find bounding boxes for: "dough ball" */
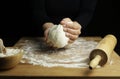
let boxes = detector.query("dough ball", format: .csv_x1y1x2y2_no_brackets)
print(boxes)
47,24,69,48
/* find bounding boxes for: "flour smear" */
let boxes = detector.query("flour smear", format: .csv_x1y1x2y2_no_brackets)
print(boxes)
19,38,98,68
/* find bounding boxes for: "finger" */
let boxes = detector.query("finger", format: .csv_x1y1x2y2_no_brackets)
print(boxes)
60,20,66,26
74,21,82,30
44,28,50,41
62,18,72,22
60,18,72,26
64,28,81,35
66,21,81,30
66,32,78,41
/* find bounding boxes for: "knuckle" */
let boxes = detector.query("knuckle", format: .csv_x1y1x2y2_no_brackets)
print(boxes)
75,35,78,39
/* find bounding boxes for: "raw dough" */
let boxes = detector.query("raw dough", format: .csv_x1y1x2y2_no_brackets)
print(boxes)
47,24,69,48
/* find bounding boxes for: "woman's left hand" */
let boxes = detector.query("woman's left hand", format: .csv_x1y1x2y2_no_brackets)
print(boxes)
60,18,82,43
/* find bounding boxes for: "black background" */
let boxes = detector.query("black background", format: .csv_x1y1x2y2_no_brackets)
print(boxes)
85,0,120,55
0,0,120,55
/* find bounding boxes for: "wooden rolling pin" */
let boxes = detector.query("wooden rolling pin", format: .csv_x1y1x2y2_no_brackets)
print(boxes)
89,34,117,69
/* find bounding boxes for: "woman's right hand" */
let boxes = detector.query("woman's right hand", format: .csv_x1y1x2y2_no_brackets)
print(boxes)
60,18,81,43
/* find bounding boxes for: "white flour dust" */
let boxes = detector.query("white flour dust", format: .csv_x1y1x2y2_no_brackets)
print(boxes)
0,48,21,57
19,38,98,68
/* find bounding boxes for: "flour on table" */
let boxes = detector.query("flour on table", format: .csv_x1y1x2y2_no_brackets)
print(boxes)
19,38,98,68
0,48,21,57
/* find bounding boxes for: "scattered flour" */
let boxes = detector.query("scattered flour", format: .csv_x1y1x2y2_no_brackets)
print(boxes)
0,48,21,57
18,38,98,68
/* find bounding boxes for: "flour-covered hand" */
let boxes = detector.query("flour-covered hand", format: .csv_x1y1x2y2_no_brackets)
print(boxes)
60,18,82,43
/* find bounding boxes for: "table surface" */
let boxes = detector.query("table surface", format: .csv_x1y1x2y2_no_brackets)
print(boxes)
0,36,120,77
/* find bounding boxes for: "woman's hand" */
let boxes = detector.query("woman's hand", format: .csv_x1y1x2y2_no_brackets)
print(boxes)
42,22,54,41
60,18,82,43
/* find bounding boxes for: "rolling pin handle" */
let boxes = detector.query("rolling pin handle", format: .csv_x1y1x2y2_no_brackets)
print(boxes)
89,55,102,69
